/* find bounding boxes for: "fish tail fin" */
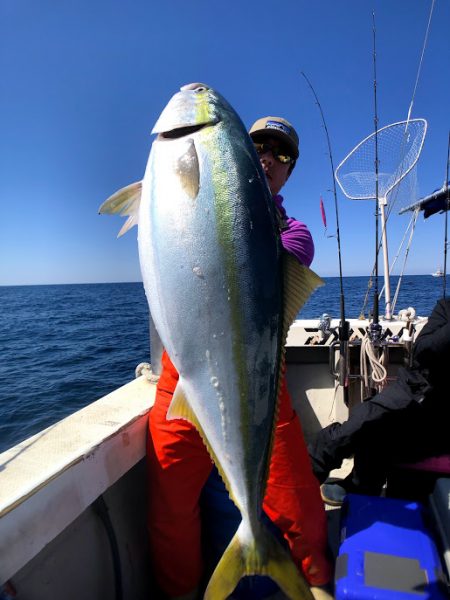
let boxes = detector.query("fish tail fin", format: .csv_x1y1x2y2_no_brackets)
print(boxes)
204,520,314,600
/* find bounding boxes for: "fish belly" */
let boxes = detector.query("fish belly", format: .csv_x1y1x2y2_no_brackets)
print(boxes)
139,126,282,516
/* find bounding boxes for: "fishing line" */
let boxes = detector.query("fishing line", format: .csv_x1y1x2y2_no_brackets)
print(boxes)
372,0,435,262
376,0,434,219
379,208,418,297
300,72,346,308
391,208,419,314
406,0,436,124
301,71,350,402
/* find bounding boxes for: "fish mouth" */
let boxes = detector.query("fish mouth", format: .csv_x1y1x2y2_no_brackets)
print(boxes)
158,123,211,141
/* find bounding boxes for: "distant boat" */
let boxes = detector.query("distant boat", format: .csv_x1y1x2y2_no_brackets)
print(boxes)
431,267,445,277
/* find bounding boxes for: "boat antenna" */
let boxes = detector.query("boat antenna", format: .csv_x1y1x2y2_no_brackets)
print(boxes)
371,10,381,333
301,71,350,403
443,132,450,298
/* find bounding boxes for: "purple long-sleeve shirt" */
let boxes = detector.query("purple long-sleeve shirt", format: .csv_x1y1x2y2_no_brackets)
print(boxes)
274,194,314,268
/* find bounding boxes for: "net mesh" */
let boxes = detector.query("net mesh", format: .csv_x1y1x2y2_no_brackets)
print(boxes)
387,167,419,213
335,119,427,200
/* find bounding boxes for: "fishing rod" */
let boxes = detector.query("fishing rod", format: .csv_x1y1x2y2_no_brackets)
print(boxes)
301,71,350,405
444,132,450,298
370,11,382,338
367,0,434,320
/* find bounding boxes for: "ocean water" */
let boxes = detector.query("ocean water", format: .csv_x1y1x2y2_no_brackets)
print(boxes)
0,275,446,452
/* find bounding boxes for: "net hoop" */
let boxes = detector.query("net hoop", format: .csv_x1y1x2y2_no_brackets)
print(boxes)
335,118,427,201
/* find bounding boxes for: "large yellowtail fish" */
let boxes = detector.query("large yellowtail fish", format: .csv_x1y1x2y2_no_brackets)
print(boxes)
100,83,322,599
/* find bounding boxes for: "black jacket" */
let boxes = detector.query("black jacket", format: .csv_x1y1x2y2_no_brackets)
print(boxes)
413,297,450,396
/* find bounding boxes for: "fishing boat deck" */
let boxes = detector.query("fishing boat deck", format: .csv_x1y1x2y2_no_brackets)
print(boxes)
1,317,441,599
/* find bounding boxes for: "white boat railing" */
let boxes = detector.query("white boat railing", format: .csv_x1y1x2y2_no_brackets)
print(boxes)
0,371,155,585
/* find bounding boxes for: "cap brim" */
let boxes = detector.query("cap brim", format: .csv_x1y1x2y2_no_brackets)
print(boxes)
249,128,299,159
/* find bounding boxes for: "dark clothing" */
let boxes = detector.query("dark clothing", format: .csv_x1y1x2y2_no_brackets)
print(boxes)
308,298,450,494
413,297,450,396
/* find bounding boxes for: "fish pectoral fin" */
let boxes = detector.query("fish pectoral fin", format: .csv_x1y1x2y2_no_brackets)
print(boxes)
204,520,314,600
175,138,200,200
282,253,324,345
98,181,142,237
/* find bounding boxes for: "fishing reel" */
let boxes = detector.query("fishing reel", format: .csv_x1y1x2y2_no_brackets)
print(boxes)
368,321,383,344
318,313,332,341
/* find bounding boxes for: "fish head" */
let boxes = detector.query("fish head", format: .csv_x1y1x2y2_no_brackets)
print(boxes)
149,83,246,201
151,82,233,140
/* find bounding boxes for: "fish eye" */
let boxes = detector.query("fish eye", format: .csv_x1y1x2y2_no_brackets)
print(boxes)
181,82,209,93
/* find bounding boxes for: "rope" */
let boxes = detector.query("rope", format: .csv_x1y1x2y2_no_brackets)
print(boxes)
135,362,160,383
398,307,417,323
360,336,387,397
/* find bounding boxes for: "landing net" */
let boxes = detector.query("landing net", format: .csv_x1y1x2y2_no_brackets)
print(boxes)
335,119,427,201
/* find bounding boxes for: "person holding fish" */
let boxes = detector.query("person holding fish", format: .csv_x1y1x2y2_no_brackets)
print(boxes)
145,110,333,599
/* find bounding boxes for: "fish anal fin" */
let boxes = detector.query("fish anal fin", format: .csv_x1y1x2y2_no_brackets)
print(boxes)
167,379,240,509
98,181,143,237
204,520,314,600
167,382,196,422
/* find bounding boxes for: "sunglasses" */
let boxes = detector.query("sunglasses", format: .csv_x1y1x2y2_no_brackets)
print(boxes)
253,142,294,165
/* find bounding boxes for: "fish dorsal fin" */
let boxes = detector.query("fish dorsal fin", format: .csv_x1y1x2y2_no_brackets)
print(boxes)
167,379,240,508
262,254,325,500
98,181,142,237
275,253,324,444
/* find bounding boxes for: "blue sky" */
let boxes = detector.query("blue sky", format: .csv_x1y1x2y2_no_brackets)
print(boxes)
1,0,449,285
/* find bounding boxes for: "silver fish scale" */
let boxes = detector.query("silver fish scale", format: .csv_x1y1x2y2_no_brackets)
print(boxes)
139,87,283,524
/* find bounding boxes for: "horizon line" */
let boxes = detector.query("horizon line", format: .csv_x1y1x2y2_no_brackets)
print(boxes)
0,273,440,287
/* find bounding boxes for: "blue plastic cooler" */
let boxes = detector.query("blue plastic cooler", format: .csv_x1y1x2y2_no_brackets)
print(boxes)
335,494,448,599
